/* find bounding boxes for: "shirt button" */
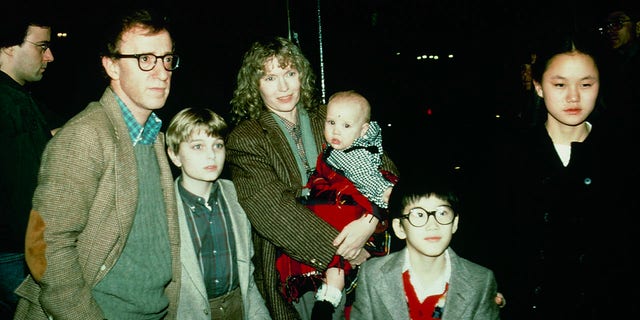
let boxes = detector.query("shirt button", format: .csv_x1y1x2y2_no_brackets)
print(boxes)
100,265,107,271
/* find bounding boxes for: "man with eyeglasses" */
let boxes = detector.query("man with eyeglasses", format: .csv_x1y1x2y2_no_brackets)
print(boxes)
14,7,182,320
350,172,501,320
0,10,58,319
599,6,640,133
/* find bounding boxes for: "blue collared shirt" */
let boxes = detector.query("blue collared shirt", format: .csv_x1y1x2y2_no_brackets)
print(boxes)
115,93,162,145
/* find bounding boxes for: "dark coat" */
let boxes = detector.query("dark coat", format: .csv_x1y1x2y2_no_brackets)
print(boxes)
496,123,637,320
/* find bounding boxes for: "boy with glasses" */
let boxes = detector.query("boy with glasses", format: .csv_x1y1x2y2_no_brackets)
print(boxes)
350,172,500,320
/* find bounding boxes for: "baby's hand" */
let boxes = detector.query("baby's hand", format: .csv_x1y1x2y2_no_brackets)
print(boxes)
324,267,345,291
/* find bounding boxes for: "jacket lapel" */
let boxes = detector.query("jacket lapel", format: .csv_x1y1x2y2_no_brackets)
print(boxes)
174,179,208,299
379,250,411,320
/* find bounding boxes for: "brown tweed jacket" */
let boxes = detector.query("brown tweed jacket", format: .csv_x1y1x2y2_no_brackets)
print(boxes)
13,87,181,320
226,105,398,319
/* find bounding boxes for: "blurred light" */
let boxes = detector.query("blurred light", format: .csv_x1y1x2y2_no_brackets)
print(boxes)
453,166,462,170
57,32,68,38
426,108,433,115
414,52,451,61
395,52,401,56
386,123,392,127
495,114,501,118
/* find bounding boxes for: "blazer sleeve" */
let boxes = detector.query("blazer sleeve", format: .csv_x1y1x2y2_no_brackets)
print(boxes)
27,117,107,319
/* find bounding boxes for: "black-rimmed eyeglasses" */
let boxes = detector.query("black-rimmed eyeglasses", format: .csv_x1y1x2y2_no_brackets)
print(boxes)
400,206,456,227
24,40,50,54
605,19,631,31
113,53,180,71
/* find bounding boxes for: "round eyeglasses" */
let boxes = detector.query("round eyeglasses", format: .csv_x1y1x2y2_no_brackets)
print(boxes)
114,53,180,71
400,206,456,227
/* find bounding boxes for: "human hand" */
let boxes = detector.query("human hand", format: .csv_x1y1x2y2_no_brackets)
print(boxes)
347,249,370,266
333,215,377,260
324,267,345,291
495,292,506,308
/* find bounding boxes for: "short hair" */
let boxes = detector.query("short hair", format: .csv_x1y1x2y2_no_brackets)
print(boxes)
327,90,372,122
100,7,174,58
166,107,228,154
0,7,52,49
388,172,461,220
229,36,320,125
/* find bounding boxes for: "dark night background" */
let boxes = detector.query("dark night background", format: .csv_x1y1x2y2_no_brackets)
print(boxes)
17,0,631,270
28,0,616,158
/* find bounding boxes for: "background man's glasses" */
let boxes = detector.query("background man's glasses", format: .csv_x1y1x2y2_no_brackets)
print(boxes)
24,40,50,54
400,206,456,227
605,19,631,31
113,53,180,71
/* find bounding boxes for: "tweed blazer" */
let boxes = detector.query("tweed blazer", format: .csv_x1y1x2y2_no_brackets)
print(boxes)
175,178,271,320
14,87,181,320
350,248,500,320
226,105,398,319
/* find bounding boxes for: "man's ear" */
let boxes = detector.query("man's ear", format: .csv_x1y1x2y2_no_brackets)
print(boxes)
0,46,16,57
102,56,119,79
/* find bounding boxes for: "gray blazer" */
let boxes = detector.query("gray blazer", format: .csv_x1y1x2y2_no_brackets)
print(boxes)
175,178,271,320
350,248,500,320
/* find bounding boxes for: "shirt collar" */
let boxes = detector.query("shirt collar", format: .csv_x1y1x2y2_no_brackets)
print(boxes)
114,92,162,145
177,178,220,214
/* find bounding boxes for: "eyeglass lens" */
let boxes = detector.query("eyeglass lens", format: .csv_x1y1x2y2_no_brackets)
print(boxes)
405,207,455,227
25,40,49,53
137,54,179,71
606,19,630,31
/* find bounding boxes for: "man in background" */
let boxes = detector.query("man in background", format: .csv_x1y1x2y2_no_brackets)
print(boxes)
599,5,640,129
0,9,56,319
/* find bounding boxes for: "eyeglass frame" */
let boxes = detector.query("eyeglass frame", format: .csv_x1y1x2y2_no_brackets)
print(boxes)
113,53,180,71
399,205,457,227
24,40,51,54
605,19,632,31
